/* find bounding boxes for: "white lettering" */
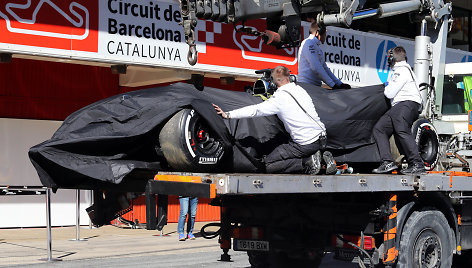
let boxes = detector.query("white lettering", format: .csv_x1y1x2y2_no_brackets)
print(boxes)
198,157,218,164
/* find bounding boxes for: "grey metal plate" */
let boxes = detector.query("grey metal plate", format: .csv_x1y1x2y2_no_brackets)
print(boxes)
157,172,472,195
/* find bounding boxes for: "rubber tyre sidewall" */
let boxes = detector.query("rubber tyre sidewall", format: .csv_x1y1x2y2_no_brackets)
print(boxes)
397,210,453,268
411,118,439,171
159,109,224,172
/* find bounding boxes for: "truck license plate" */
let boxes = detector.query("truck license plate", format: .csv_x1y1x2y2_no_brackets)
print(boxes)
233,239,269,251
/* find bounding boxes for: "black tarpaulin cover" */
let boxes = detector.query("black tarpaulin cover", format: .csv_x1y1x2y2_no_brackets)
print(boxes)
29,82,388,189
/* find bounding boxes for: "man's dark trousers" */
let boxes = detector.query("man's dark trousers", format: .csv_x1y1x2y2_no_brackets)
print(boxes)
264,140,320,173
373,100,423,165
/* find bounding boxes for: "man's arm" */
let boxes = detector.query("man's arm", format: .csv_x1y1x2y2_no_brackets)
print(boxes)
213,96,280,119
306,44,340,87
322,61,342,86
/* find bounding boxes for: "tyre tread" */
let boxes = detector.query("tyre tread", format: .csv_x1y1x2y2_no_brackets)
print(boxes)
159,110,194,171
397,210,453,268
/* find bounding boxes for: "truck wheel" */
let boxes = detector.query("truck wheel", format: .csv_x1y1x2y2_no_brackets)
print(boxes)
159,109,224,172
412,118,439,171
248,252,269,268
397,210,453,268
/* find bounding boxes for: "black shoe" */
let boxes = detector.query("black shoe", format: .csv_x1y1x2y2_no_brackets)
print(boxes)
323,151,337,175
372,161,398,174
303,151,321,175
401,163,426,175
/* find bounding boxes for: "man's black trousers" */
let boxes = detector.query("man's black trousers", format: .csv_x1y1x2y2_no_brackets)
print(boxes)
264,139,320,173
373,101,423,165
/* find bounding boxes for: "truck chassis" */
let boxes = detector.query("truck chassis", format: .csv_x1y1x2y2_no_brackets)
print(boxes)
146,172,472,267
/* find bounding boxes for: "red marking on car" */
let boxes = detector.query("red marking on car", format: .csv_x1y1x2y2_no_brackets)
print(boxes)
191,139,196,151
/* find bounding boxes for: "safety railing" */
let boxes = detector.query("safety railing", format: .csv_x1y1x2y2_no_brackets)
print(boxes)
1,186,93,261
0,186,58,261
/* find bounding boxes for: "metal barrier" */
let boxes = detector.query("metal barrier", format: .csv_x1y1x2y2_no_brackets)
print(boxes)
0,186,59,261
70,189,88,241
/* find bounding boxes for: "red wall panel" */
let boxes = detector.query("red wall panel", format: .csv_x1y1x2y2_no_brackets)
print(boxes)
0,58,252,120
122,196,220,224
0,58,120,120
1,58,245,223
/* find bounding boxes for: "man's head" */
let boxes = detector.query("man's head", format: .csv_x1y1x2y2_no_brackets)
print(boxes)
309,22,327,44
271,66,291,88
387,46,408,67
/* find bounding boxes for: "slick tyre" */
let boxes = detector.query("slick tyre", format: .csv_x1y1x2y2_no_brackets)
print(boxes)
397,210,453,268
159,108,224,172
412,118,439,171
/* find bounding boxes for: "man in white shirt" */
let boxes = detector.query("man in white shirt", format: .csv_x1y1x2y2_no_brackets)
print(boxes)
213,66,336,175
298,22,350,89
372,46,425,174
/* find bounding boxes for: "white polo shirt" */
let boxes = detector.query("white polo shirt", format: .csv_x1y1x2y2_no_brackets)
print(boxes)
228,82,325,145
385,61,422,106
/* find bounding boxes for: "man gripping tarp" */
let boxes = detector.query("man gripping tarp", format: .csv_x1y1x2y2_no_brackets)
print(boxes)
213,66,337,175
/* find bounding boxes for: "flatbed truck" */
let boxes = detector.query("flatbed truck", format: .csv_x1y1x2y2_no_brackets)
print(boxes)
145,171,472,267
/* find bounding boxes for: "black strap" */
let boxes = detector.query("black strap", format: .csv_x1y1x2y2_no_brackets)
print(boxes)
283,90,327,135
396,65,424,111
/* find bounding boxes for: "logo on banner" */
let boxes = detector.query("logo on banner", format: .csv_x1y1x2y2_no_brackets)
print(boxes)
376,40,397,83
233,25,297,65
0,0,98,52
196,20,298,71
462,55,472,62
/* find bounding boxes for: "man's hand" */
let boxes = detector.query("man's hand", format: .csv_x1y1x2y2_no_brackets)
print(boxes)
331,84,341,89
212,103,228,119
332,83,351,90
340,83,351,89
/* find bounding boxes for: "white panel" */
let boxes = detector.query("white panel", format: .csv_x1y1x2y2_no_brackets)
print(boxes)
0,118,60,186
0,190,91,228
0,118,91,228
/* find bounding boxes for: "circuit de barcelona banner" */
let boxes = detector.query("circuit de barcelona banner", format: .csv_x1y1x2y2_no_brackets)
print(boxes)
0,0,471,85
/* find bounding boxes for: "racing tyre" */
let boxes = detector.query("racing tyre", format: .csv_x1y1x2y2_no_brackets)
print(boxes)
159,108,224,172
397,210,453,268
412,118,439,171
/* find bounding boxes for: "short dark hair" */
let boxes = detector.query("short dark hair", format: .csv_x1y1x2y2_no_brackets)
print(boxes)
391,46,407,62
272,66,291,84
309,22,326,35
309,22,319,34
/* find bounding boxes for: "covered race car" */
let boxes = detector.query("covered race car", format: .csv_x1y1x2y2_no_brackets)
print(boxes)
29,78,442,225
29,81,391,192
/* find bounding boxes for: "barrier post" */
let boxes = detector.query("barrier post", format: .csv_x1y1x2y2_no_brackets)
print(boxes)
70,189,87,241
88,190,93,229
40,188,60,261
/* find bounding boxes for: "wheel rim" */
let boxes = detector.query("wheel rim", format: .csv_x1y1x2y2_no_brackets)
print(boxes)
415,230,442,268
192,117,221,155
419,131,435,162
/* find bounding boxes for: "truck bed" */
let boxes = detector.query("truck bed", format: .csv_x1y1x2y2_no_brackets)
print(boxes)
155,172,472,195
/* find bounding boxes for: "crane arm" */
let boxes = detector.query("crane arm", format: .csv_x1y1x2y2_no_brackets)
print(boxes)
179,0,451,66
